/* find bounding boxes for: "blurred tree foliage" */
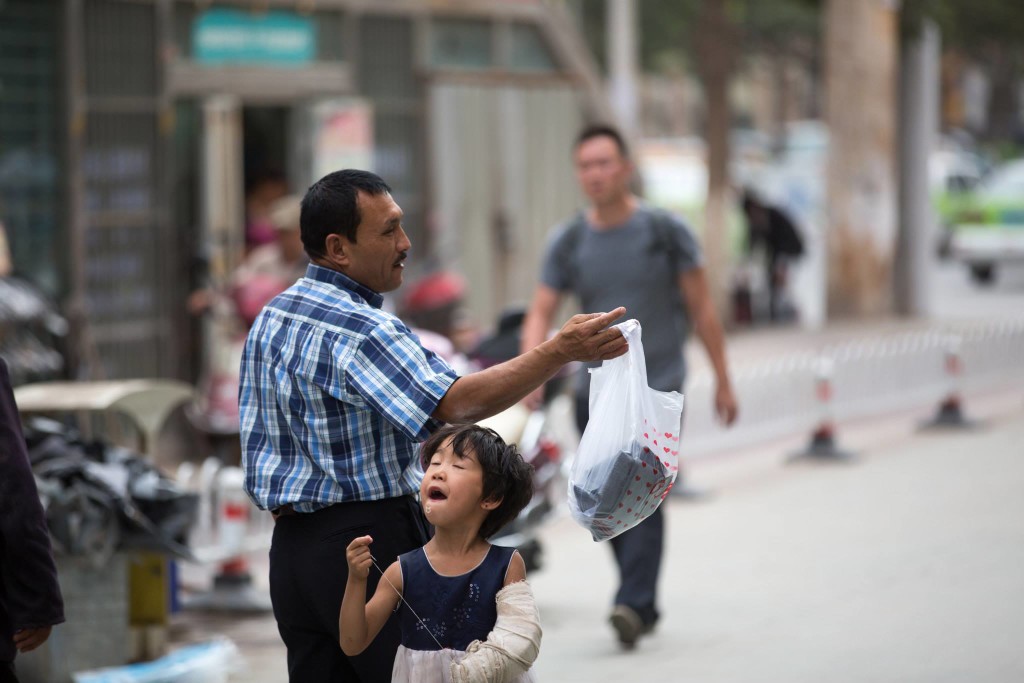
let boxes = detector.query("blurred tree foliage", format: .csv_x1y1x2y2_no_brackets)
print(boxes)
902,0,1024,142
901,0,1024,46
573,0,1024,142
575,0,820,76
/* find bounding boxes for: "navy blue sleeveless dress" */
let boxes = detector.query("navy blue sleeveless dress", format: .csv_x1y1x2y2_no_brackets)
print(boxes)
391,544,536,683
398,544,516,651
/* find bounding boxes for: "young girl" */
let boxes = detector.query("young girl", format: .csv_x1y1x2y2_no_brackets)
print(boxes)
341,424,541,683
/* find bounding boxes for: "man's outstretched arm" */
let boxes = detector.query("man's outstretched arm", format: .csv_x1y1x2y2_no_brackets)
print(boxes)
434,307,626,424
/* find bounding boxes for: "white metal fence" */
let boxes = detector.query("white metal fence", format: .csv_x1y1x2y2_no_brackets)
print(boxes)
683,317,1024,457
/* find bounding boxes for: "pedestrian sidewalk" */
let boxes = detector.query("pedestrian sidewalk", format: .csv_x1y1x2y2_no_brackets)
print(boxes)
532,393,1024,683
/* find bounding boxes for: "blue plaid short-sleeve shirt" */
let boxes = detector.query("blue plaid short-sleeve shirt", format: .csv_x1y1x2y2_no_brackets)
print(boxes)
238,264,458,512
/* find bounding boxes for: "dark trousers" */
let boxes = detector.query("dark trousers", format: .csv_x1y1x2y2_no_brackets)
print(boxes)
269,496,431,683
0,661,16,683
576,394,665,627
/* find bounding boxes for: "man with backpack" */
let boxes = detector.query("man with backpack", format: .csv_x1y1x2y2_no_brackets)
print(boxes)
521,124,738,650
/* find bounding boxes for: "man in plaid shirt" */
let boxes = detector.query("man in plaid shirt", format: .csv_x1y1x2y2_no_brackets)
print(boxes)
239,169,627,683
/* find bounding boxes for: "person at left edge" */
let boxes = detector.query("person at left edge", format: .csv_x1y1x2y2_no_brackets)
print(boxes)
0,358,65,683
238,169,628,683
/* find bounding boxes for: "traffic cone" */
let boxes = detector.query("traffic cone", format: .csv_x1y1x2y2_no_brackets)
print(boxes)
921,335,979,430
790,356,856,462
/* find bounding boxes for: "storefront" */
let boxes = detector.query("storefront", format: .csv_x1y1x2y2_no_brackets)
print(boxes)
0,0,64,297
3,0,608,382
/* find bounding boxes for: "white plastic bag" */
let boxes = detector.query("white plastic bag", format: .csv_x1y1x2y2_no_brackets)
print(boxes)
567,320,684,541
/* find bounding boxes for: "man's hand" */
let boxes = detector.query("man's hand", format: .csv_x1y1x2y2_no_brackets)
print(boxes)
14,626,52,653
715,382,738,426
346,535,374,581
551,308,628,363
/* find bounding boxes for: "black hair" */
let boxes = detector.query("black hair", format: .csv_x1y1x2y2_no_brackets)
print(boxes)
299,169,392,258
420,424,534,541
575,123,630,159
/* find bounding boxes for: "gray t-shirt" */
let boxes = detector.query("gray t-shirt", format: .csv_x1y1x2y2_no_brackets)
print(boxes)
540,203,702,396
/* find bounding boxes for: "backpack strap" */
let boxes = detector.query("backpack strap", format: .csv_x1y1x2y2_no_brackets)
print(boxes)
554,211,587,292
647,207,682,276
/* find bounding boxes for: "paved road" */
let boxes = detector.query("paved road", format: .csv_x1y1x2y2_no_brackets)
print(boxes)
931,259,1024,321
530,392,1024,683
174,390,1024,683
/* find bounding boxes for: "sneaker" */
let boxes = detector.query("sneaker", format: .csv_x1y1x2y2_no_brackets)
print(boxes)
609,604,644,649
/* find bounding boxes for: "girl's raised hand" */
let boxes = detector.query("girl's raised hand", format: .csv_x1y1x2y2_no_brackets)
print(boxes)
346,535,374,580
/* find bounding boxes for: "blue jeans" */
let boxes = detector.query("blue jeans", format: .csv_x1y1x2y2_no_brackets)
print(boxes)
576,393,663,627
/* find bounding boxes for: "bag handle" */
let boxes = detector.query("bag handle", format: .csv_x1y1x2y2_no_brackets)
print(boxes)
615,319,649,389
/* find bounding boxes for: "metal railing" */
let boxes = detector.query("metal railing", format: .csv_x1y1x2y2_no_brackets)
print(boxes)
683,317,1024,457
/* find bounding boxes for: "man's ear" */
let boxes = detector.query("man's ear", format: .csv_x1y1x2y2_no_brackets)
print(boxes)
481,496,503,511
323,233,351,269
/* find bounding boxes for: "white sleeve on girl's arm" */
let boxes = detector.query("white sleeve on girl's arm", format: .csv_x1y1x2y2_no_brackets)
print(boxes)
449,581,542,683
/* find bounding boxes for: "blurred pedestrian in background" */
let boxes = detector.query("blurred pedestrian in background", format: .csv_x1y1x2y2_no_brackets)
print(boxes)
0,359,64,683
189,194,307,325
238,169,627,682
244,170,290,252
229,194,309,327
521,123,738,650
740,190,804,323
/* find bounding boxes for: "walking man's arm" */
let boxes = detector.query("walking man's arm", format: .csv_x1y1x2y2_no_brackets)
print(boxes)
679,268,738,426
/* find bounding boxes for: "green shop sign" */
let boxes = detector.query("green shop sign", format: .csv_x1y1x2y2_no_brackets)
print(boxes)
193,8,316,65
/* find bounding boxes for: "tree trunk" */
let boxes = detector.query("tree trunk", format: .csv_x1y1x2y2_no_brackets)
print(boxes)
824,0,899,318
694,0,738,320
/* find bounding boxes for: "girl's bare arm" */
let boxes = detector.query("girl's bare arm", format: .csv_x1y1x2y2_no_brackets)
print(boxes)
340,538,402,656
